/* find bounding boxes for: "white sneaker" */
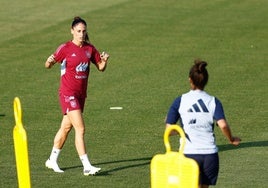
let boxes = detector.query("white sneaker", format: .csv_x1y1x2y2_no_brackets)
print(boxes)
45,159,64,173
83,166,101,176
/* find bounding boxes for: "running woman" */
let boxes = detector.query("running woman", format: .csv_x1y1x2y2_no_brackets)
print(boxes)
44,17,109,176
165,59,241,188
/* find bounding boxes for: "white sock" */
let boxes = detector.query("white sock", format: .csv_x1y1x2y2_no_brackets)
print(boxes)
80,154,92,169
49,147,61,162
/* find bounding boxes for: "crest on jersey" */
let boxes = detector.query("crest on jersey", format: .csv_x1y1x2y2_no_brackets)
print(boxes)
85,51,91,59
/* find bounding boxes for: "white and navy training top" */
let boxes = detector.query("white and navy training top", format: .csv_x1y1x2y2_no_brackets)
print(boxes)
166,90,225,154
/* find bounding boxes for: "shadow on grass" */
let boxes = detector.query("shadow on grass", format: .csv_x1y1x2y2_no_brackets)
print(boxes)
218,140,268,152
96,157,152,176
62,157,152,176
58,141,268,174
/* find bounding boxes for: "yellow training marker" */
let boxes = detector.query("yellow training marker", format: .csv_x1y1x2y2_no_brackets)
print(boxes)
151,125,199,188
13,97,31,188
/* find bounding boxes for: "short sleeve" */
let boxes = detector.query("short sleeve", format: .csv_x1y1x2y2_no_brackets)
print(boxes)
214,97,225,121
53,43,67,62
166,97,181,124
90,45,101,65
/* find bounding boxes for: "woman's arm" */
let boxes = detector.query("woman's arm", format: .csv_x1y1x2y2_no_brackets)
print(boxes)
217,119,241,146
96,52,109,71
45,54,56,69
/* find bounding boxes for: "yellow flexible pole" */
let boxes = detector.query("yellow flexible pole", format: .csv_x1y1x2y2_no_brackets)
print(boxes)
13,97,31,188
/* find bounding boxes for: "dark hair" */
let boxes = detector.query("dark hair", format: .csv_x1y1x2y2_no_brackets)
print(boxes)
189,59,208,90
71,16,90,42
72,16,87,28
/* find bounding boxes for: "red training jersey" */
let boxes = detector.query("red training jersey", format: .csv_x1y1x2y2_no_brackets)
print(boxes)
53,41,101,98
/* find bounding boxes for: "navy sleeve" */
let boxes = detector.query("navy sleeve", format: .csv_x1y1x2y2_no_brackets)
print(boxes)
214,97,225,121
166,97,181,124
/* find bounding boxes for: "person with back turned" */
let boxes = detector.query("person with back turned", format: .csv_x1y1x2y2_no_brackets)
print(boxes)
165,59,241,187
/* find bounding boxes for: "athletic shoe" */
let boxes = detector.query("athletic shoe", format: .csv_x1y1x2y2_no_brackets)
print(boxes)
45,159,64,173
83,166,101,176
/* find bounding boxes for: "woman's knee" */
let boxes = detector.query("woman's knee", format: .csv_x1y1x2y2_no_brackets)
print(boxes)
74,125,85,135
64,125,72,133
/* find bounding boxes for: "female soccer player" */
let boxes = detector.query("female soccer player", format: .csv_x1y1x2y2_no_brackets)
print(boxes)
44,17,109,176
165,59,241,188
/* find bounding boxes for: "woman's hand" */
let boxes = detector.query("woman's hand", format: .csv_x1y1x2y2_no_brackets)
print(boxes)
45,54,56,69
96,52,109,71
100,51,109,62
230,136,241,146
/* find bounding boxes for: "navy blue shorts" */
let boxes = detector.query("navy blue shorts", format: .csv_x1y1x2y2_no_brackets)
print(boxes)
185,153,219,185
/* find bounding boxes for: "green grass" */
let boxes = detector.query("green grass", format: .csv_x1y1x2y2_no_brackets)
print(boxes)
0,0,267,187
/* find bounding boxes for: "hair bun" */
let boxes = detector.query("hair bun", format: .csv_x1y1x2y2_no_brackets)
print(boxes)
71,16,87,28
73,16,81,21
194,59,207,73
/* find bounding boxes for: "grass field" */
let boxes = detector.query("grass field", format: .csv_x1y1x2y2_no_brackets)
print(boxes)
0,0,267,187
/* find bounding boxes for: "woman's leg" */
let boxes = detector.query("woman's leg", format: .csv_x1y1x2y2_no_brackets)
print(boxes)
46,115,72,173
53,115,73,149
67,109,101,175
66,110,86,155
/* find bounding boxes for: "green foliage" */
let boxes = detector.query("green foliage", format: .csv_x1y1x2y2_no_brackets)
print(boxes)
0,0,267,187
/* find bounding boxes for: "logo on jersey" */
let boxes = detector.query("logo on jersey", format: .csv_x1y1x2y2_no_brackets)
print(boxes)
76,62,88,72
85,51,91,59
187,99,209,113
188,119,197,124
